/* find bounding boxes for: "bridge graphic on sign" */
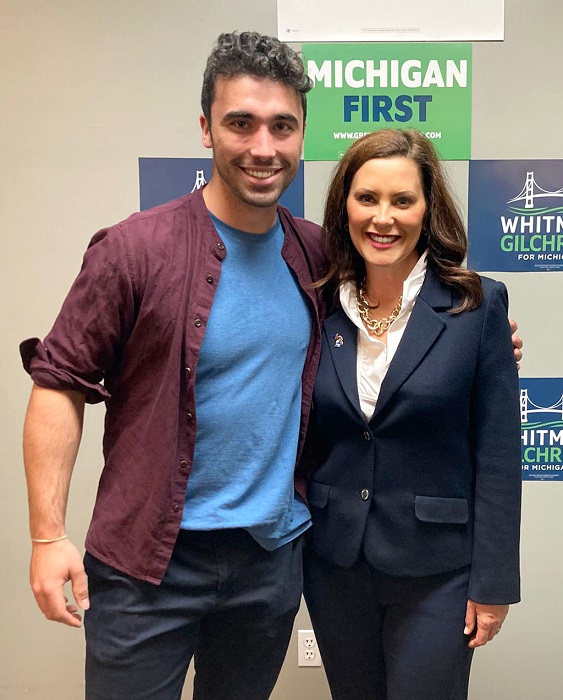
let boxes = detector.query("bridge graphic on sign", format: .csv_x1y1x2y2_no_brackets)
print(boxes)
520,388,563,423
191,169,208,192
508,171,563,209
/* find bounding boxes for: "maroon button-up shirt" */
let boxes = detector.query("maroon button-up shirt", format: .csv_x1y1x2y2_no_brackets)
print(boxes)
21,188,326,583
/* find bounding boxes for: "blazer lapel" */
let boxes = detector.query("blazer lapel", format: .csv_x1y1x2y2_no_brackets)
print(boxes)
323,309,362,415
372,270,452,420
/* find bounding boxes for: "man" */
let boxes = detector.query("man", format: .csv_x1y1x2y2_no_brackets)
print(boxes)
21,30,522,700
21,31,324,700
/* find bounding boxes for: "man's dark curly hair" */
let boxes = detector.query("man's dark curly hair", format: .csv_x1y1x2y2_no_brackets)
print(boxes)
201,31,312,123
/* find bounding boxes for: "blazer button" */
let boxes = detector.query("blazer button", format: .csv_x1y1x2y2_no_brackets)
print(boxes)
194,319,202,327
179,460,188,470
186,412,193,421
361,489,370,501
363,431,371,441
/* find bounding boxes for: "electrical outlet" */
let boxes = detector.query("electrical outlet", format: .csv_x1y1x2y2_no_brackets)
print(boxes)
297,629,322,667
302,635,316,649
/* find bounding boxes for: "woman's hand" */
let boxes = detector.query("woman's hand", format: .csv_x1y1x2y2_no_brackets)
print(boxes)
509,319,523,369
464,599,509,648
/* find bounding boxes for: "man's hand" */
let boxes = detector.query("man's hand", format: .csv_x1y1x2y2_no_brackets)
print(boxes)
30,538,89,627
464,599,509,648
509,319,523,369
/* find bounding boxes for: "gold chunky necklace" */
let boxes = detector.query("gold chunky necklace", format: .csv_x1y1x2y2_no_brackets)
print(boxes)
356,282,403,336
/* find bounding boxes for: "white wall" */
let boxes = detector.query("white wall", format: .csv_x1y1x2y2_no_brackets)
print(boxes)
1,1,561,697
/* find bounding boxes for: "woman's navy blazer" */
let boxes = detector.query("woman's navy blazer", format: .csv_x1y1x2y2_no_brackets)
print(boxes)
306,269,522,605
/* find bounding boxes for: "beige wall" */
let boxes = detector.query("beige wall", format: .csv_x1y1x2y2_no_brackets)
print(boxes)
1,1,562,697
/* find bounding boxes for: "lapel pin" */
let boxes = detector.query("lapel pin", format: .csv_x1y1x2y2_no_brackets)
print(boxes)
334,333,344,348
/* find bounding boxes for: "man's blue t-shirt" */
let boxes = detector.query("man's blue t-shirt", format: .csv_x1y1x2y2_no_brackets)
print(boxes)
181,213,312,549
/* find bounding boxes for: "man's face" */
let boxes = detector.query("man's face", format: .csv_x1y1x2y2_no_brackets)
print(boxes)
201,75,304,212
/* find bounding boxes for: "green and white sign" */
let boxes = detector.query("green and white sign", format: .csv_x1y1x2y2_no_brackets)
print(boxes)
303,43,472,161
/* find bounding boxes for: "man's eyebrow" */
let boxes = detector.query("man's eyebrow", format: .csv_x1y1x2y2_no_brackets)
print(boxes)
275,113,300,125
222,111,253,121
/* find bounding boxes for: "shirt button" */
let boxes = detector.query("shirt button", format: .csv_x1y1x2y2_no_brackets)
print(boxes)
186,412,193,421
363,431,371,441
194,319,202,327
206,275,213,284
179,460,188,470
173,504,180,512
361,489,370,501
217,242,225,250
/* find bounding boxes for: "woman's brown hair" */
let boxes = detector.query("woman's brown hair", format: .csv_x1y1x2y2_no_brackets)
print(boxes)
321,128,482,312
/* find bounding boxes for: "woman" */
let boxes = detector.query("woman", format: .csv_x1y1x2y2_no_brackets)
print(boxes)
303,129,521,700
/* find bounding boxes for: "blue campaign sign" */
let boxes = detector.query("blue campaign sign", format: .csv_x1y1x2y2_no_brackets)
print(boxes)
468,160,563,272
138,158,305,218
520,378,563,481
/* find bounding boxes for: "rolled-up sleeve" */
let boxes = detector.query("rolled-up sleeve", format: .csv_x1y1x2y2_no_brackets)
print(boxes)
20,226,136,404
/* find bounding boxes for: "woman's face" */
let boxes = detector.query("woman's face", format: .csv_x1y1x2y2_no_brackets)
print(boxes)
346,156,427,282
